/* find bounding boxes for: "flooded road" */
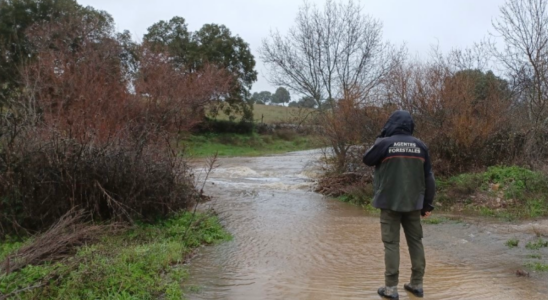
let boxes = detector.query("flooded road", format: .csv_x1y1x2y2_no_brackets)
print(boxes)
187,150,548,300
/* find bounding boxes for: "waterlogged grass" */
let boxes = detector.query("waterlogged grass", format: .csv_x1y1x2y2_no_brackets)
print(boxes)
337,195,378,214
422,217,449,225
0,212,230,299
505,238,520,248
525,238,548,250
184,133,325,157
525,262,548,272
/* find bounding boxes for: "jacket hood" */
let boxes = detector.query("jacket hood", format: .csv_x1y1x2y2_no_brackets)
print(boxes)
379,110,414,137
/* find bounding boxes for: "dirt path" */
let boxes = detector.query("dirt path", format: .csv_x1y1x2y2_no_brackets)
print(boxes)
186,150,548,300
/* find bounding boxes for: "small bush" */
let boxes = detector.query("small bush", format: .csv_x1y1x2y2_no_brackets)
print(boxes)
527,199,547,218
196,119,255,134
217,134,239,145
505,238,519,248
447,173,483,196
274,129,297,141
483,166,547,199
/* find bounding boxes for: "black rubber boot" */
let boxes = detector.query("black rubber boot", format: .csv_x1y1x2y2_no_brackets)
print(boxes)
377,286,399,299
404,283,424,298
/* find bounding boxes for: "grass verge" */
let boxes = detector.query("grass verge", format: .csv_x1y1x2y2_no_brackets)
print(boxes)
183,132,325,157
209,104,316,124
435,166,548,220
0,212,230,300
320,166,548,220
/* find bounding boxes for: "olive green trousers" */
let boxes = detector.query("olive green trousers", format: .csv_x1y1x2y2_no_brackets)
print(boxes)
380,209,425,287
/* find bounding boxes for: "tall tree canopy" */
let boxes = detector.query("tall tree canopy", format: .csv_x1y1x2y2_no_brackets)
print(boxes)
271,87,291,106
297,96,317,108
0,0,114,104
250,91,272,105
144,17,257,120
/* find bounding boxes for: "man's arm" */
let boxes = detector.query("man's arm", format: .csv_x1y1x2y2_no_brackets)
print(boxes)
363,138,385,166
422,147,436,215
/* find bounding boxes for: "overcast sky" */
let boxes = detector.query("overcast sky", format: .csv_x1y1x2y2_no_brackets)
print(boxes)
78,0,507,93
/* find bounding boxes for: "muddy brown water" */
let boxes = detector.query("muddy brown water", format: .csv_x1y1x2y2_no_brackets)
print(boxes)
187,150,548,300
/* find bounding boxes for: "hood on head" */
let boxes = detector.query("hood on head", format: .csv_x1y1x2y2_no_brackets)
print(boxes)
379,110,414,137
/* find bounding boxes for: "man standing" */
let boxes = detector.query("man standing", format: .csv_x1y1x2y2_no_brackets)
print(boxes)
363,110,435,299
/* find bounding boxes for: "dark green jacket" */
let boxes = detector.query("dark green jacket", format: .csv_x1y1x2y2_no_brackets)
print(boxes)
363,111,435,213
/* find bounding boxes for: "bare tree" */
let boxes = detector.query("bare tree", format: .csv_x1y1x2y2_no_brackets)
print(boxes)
491,0,548,124
490,0,548,160
260,0,399,109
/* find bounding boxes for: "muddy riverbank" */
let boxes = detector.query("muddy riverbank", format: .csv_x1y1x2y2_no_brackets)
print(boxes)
187,150,548,300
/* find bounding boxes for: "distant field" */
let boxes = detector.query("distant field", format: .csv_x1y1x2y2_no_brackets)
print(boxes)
183,132,326,157
209,104,316,124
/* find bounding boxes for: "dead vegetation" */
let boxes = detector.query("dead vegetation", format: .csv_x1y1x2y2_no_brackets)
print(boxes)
315,173,371,197
0,210,119,276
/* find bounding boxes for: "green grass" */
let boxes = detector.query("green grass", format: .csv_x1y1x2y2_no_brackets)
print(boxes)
526,199,547,218
0,212,230,299
183,132,325,157
443,166,547,197
505,238,520,248
0,238,24,261
209,104,316,124
525,238,548,250
528,254,542,259
525,262,548,272
336,194,378,214
436,166,548,219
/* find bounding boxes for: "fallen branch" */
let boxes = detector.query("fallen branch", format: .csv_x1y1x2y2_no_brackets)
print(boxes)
0,209,118,275
0,283,45,300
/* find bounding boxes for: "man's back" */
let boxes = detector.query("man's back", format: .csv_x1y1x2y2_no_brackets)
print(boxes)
363,110,436,299
363,110,435,214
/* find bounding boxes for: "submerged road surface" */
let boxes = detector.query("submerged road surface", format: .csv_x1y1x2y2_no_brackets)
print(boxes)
187,150,548,300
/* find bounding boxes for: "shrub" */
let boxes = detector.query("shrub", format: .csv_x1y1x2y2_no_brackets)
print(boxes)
447,173,483,196
274,128,297,141
482,166,547,199
0,133,194,236
195,119,255,134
